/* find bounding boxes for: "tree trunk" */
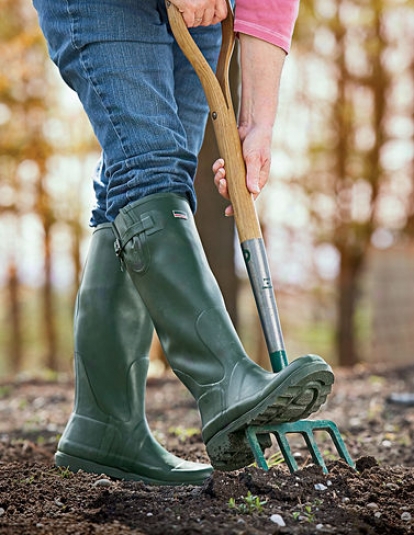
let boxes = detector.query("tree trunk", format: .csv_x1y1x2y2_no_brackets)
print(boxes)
7,262,23,374
336,252,363,367
43,224,58,371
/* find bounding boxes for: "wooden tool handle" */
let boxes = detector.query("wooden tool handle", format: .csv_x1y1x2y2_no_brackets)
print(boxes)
166,0,262,242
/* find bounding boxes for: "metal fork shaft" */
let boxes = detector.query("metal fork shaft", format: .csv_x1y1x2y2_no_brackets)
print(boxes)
242,238,288,372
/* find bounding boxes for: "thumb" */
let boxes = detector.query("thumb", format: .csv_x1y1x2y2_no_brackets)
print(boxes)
245,156,261,195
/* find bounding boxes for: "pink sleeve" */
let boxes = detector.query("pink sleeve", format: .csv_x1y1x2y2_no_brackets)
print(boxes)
234,0,300,53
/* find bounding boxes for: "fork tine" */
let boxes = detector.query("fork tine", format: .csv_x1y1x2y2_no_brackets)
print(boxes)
245,426,269,470
324,422,355,468
300,430,328,473
272,429,299,473
245,419,355,474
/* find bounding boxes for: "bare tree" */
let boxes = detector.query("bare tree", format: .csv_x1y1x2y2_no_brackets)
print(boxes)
293,0,413,365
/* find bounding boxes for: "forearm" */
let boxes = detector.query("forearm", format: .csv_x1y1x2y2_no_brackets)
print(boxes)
213,2,298,213
238,34,286,138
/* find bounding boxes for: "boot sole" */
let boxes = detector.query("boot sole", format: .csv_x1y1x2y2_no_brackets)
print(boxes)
55,452,212,486
205,365,334,471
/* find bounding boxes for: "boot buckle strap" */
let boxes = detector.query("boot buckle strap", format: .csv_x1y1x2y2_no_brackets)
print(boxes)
114,220,145,259
113,213,161,259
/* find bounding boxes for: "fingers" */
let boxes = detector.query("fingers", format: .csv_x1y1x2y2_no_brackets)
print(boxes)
212,158,233,216
170,0,227,28
213,159,228,198
213,150,268,218
212,157,224,175
214,154,264,198
215,175,234,217
209,0,227,25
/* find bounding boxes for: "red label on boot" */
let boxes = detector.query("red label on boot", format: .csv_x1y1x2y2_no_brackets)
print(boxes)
172,210,188,220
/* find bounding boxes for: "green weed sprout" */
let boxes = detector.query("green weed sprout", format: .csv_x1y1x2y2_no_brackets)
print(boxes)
228,491,267,515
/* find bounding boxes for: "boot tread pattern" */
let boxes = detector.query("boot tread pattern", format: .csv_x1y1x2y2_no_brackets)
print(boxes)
207,377,333,471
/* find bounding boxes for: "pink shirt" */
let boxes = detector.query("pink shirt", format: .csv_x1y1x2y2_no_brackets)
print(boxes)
234,0,300,53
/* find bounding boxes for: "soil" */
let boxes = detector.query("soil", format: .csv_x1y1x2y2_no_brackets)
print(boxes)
1,363,414,534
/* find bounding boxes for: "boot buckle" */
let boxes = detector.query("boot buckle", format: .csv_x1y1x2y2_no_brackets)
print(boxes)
114,238,126,271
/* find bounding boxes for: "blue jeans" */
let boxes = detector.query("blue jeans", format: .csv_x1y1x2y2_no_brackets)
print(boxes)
33,0,222,226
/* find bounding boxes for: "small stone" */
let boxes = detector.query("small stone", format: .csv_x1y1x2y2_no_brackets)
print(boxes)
147,512,153,517
401,512,412,522
316,524,324,530
22,442,33,454
314,483,328,491
374,512,382,519
385,483,398,490
270,514,286,527
0,508,5,516
367,502,379,510
93,478,112,488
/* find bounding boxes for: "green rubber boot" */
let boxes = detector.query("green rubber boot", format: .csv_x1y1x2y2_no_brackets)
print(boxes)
55,223,212,485
113,193,335,471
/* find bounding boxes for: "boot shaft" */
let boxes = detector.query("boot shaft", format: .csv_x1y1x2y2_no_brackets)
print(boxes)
113,194,333,445
74,224,154,421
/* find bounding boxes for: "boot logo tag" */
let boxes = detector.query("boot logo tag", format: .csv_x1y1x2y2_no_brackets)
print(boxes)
172,210,188,220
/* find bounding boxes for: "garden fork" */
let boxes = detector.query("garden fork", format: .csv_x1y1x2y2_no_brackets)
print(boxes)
166,0,355,474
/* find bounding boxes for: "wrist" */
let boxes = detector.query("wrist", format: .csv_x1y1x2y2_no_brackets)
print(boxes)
238,121,273,142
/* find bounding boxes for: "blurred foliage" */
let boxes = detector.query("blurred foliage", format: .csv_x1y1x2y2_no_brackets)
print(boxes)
0,0,413,375
268,0,414,365
0,0,98,375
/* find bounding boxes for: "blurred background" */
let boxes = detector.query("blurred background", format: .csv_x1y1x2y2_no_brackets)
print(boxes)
1,0,413,379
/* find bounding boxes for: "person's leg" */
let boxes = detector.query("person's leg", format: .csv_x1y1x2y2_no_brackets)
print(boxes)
32,0,217,483
56,224,212,484
34,0,221,224
113,193,334,470
88,16,221,227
